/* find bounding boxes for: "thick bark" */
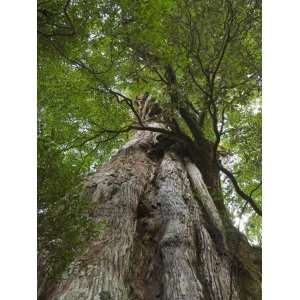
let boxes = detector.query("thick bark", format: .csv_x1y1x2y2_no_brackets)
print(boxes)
44,123,261,300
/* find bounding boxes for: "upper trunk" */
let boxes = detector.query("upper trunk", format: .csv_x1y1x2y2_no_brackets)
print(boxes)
41,116,261,300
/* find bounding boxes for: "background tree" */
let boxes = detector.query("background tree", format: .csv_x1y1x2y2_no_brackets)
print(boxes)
38,0,262,299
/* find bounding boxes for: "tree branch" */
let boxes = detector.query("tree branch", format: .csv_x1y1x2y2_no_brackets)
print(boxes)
218,161,262,216
38,0,76,38
250,181,262,198
61,126,133,152
188,66,210,98
104,88,144,127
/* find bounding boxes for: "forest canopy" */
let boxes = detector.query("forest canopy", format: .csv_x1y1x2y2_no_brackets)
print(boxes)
38,0,261,282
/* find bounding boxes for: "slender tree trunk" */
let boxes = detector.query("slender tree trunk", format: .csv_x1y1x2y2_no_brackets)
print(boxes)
45,121,261,300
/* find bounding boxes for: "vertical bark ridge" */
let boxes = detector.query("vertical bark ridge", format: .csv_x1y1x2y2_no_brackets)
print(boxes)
156,153,205,300
184,159,228,254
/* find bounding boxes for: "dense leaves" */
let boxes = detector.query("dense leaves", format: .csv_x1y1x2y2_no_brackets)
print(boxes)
38,0,262,282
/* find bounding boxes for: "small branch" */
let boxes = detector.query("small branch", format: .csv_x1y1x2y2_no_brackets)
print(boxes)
61,126,133,152
207,100,221,161
250,181,262,198
62,124,175,153
188,66,210,98
237,201,248,233
211,0,234,87
218,161,262,216
186,101,203,120
63,0,75,35
152,67,168,84
38,0,76,37
219,105,227,136
104,88,144,127
46,41,109,77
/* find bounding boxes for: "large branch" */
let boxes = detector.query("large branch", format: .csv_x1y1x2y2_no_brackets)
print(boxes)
164,64,207,146
207,100,262,217
206,101,262,217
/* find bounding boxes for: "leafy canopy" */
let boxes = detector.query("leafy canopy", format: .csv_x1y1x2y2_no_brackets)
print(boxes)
38,0,261,280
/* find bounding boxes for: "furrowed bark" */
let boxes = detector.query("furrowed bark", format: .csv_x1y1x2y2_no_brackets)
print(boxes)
44,121,261,300
49,127,160,300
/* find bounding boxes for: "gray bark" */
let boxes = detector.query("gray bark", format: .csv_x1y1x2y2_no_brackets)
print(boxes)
46,124,261,300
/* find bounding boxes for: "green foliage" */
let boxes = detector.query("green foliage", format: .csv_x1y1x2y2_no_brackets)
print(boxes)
222,97,261,244
38,3,131,279
38,0,262,279
38,135,102,279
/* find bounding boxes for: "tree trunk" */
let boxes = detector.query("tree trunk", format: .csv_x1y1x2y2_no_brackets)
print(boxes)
45,122,261,300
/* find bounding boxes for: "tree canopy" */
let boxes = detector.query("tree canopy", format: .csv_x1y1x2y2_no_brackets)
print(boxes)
38,0,261,282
